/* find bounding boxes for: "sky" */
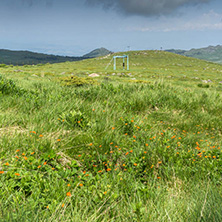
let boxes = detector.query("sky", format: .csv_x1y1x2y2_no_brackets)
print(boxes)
0,0,222,56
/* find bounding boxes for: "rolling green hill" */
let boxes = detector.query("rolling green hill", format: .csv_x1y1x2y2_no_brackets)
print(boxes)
166,45,222,64
1,49,222,87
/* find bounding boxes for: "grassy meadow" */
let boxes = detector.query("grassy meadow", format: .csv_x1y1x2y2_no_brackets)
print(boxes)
0,50,222,221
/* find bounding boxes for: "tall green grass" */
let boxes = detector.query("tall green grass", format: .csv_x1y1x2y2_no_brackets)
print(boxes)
0,51,222,221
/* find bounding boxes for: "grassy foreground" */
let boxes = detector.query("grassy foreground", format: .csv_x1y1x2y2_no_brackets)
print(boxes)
0,51,222,221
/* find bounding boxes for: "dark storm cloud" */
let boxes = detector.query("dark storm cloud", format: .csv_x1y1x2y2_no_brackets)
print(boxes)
86,0,211,16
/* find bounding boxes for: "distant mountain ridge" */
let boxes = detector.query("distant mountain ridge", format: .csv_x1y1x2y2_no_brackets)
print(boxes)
166,45,222,64
0,47,112,65
0,49,88,65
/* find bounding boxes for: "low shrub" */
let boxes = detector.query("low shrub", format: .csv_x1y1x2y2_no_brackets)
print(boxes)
59,110,91,129
59,76,98,87
0,75,23,95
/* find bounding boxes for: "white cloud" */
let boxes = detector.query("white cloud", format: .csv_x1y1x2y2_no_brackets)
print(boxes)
127,10,222,32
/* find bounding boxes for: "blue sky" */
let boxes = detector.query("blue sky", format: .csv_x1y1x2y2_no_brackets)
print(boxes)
0,0,222,56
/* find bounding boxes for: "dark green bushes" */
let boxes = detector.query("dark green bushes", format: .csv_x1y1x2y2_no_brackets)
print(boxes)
197,83,210,88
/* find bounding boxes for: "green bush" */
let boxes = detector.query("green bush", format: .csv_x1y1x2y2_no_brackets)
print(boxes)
59,110,91,129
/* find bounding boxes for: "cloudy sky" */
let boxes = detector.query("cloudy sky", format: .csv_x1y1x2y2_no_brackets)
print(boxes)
0,0,222,56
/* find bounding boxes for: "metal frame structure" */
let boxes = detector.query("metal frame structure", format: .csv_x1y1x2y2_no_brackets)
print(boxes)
113,55,129,70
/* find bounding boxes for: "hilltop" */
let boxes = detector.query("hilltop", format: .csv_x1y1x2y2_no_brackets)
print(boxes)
166,45,222,64
83,47,113,58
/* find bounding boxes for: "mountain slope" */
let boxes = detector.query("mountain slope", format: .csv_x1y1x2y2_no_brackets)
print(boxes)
166,45,222,64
